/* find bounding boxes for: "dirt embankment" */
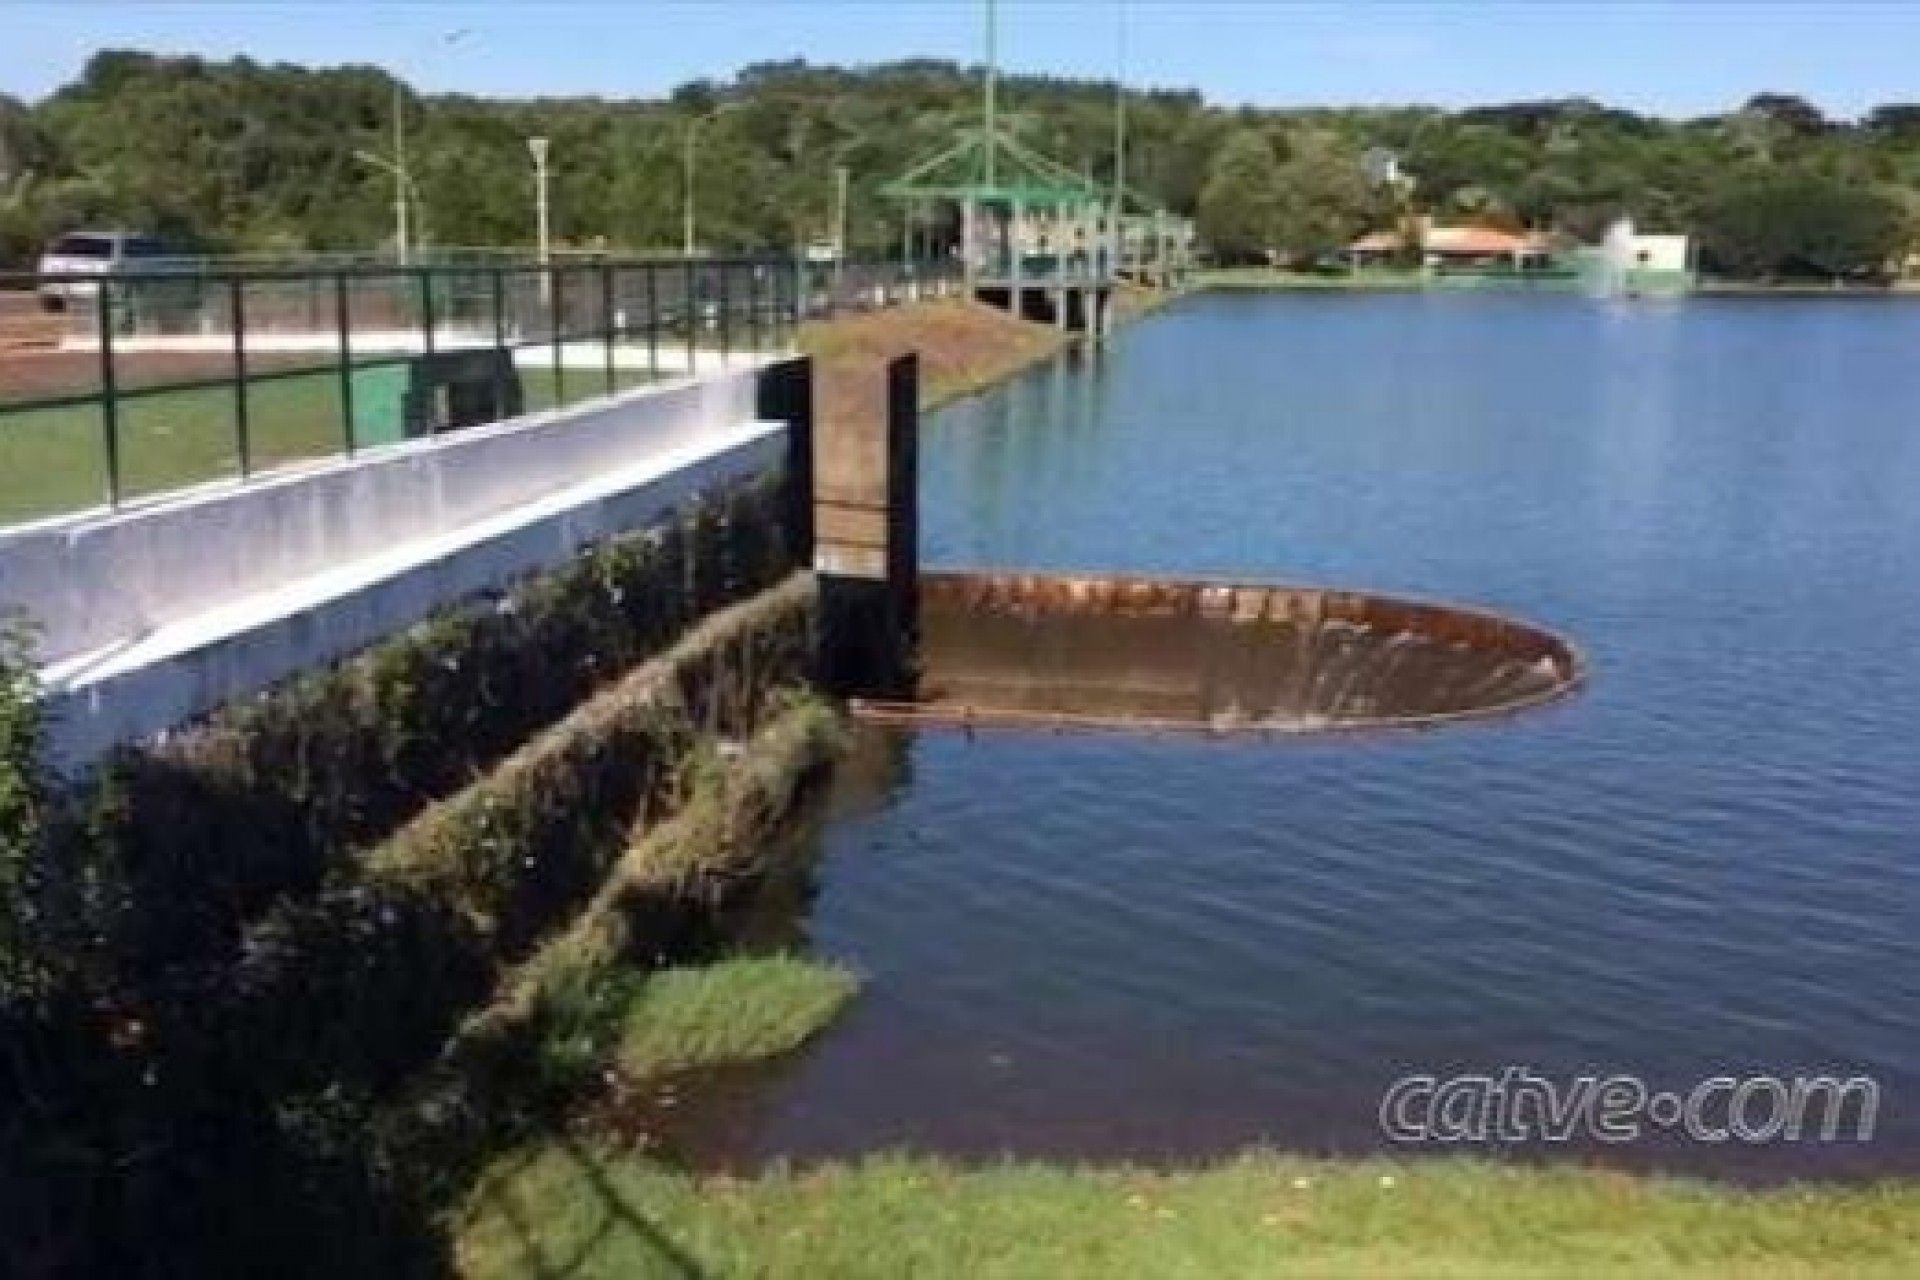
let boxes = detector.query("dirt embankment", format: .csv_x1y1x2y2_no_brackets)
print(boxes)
800,298,1069,435
0,291,62,351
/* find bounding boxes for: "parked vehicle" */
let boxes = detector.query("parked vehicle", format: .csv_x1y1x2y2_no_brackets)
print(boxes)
36,231,172,310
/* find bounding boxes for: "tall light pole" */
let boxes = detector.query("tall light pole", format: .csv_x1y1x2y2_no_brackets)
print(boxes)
682,122,699,257
383,28,470,264
391,79,411,265
528,136,552,301
833,163,850,292
354,150,423,250
1111,0,1128,278
681,104,737,257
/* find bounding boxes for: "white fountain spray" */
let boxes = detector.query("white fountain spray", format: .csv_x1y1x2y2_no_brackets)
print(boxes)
1594,216,1638,298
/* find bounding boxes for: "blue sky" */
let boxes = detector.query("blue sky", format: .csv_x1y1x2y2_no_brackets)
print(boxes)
2,1,1915,119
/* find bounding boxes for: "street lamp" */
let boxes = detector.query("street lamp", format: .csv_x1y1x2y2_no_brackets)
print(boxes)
528,136,552,303
681,104,740,257
527,136,553,265
379,28,470,265
353,149,425,247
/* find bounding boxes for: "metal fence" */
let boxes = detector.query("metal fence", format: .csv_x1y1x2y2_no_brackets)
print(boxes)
0,255,963,528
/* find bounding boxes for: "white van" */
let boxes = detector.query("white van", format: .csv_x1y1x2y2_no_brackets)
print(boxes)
36,231,172,309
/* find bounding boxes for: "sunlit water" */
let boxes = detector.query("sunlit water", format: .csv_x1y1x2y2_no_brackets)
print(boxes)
679,292,1920,1180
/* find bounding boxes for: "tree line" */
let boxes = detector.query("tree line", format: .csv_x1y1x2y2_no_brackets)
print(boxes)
3,52,1920,280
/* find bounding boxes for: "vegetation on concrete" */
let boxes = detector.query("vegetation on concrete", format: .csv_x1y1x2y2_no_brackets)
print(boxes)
458,1148,1920,1280
615,952,859,1081
0,616,49,1001
0,476,817,1277
375,689,844,1206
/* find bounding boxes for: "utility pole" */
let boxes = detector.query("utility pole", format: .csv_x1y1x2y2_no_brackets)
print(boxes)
683,123,698,257
528,136,552,301
385,30,469,265
1111,0,1128,280
984,0,999,189
392,80,410,265
833,163,850,295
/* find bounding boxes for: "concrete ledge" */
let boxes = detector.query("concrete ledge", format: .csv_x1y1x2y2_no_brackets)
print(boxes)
2,362,777,668
42,424,785,768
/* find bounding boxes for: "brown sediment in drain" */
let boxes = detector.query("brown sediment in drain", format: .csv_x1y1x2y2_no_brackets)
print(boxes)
853,570,1586,735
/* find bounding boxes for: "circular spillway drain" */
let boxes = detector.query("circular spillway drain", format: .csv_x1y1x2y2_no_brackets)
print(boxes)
854,570,1585,736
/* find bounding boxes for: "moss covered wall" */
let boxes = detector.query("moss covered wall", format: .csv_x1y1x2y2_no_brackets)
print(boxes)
0,468,833,1278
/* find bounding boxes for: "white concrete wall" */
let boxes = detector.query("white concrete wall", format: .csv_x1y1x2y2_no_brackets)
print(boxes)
1633,235,1691,272
0,361,794,768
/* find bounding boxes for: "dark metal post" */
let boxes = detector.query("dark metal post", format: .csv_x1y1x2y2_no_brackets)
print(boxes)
418,267,437,358
601,262,616,396
490,266,509,416
747,264,762,353
229,277,252,478
335,270,356,455
550,264,565,407
719,263,733,363
644,262,659,380
97,280,121,507
685,258,697,374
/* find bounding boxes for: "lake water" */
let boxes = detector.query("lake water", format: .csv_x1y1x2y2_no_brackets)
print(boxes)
686,291,1920,1180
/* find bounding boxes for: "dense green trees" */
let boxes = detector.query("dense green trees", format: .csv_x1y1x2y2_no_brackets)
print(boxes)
6,50,1920,280
1696,170,1907,279
1197,128,1279,261
1199,127,1389,262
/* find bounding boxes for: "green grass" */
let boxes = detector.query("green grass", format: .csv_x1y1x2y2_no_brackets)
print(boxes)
1196,267,1427,291
457,1146,1920,1279
0,363,664,527
616,953,861,1080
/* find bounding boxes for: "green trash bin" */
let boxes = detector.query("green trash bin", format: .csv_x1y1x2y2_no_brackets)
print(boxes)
350,364,411,449
351,352,524,450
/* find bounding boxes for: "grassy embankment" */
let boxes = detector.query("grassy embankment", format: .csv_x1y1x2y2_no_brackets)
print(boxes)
461,1148,1920,1279
452,290,1920,1278
1197,266,1427,291
800,295,1071,429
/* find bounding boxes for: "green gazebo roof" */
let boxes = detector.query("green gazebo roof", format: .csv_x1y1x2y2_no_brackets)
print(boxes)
881,126,1106,208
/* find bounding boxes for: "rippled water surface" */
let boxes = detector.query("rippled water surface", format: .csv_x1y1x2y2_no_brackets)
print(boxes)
691,292,1920,1179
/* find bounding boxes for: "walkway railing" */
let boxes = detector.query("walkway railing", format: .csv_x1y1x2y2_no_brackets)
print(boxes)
0,255,962,528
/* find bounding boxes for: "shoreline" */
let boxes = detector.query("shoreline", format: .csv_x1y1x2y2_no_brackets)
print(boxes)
1196,267,1920,300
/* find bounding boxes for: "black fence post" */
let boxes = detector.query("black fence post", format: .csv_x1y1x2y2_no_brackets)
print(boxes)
644,262,659,380
229,276,252,478
601,262,616,397
418,267,437,360
685,258,698,375
490,266,510,417
550,264,565,408
747,264,762,354
719,264,733,364
97,281,121,508
335,269,356,456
